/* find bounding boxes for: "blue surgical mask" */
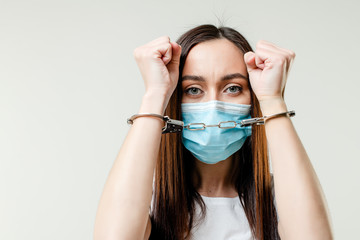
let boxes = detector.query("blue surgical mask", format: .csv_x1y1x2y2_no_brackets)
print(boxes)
181,100,252,164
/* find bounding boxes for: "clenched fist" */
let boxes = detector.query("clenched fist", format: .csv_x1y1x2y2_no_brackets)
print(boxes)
244,40,296,103
133,36,182,110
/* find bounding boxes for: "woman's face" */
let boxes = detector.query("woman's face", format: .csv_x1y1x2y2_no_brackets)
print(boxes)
181,38,251,104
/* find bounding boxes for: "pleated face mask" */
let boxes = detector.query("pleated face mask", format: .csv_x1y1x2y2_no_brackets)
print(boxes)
181,100,252,164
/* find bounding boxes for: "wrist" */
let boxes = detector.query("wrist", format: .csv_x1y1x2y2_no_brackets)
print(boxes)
259,97,288,116
139,92,168,115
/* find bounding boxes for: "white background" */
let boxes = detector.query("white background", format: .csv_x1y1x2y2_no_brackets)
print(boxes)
1,0,359,239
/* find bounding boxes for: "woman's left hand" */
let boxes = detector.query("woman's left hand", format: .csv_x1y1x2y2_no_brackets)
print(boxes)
243,40,296,103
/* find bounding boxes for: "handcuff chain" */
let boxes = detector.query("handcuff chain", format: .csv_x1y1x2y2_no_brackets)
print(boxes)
127,110,295,134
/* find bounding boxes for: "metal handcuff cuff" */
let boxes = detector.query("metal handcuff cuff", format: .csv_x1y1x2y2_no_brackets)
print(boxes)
127,110,295,134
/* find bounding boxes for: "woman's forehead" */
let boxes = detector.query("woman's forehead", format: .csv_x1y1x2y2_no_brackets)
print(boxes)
183,38,247,76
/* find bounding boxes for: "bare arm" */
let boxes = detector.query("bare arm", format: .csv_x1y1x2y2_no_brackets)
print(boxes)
93,94,164,240
93,36,181,240
261,99,333,239
244,40,333,239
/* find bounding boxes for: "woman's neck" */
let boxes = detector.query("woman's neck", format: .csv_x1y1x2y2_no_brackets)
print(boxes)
193,156,238,198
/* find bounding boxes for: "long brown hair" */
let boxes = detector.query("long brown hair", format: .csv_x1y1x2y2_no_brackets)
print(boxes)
149,24,280,240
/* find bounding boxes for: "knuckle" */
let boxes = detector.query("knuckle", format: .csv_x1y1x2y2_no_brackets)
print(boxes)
133,47,140,58
159,35,170,42
290,50,296,58
165,42,172,49
256,40,266,48
274,57,286,65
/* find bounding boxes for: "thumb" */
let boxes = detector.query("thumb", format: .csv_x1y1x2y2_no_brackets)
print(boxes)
243,51,257,72
167,42,181,71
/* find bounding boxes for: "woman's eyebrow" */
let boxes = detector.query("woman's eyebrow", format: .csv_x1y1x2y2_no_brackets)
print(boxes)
181,73,248,81
221,73,249,81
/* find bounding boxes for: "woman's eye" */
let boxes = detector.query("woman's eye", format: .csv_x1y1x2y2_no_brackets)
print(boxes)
185,87,203,95
225,85,243,94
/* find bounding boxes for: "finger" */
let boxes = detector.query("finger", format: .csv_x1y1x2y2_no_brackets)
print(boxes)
167,42,181,71
256,46,289,65
148,35,170,46
243,51,257,72
253,47,289,70
255,53,265,69
257,40,295,60
157,42,172,65
255,47,294,74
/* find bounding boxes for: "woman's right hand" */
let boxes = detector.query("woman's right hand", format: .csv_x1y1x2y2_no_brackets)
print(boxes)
133,36,182,113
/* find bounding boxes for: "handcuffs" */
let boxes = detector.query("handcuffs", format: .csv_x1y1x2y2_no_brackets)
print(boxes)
127,110,295,134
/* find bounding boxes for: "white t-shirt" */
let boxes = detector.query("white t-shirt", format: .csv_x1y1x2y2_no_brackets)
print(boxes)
150,174,276,239
188,174,276,240
189,194,255,240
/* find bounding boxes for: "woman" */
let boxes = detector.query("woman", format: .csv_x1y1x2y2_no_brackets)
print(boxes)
93,24,333,240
